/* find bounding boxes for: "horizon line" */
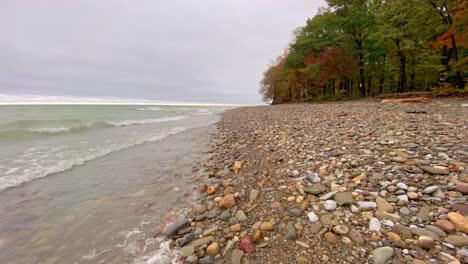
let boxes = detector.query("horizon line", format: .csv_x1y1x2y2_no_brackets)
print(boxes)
0,101,243,106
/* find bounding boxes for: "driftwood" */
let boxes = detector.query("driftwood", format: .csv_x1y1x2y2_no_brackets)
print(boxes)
406,110,428,114
381,97,431,103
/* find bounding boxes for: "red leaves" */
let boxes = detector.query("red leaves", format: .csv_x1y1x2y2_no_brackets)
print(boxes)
433,28,456,48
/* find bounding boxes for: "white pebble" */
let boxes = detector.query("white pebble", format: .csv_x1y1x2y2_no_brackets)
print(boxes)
396,182,408,190
369,218,381,231
324,200,337,211
307,212,319,223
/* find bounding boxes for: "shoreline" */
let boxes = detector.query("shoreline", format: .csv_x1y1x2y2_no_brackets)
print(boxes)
149,98,467,264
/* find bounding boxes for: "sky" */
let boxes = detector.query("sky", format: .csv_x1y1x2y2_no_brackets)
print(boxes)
0,0,325,105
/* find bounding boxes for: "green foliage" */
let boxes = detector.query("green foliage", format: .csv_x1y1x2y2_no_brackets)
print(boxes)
259,0,467,103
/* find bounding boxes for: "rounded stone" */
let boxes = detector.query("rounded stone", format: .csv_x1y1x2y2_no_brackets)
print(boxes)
324,200,337,211
206,242,219,256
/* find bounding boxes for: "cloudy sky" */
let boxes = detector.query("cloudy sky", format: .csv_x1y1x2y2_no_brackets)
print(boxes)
0,0,324,104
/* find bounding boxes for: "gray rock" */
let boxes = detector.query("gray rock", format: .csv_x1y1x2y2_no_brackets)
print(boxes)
334,192,354,205
190,236,214,247
199,256,215,264
416,206,430,222
425,225,447,237
163,216,189,238
179,245,195,257
186,255,198,263
231,249,244,264
219,210,230,221
228,217,239,225
304,184,327,195
285,222,297,240
372,246,394,264
235,210,247,222
423,185,439,194
399,207,411,215
306,171,321,183
444,235,468,247
410,228,439,241
289,208,303,217
203,226,219,236
179,232,194,247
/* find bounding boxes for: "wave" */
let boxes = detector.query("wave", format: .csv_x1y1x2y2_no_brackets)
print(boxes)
0,122,112,139
0,116,188,140
109,116,187,127
0,127,188,192
136,107,163,111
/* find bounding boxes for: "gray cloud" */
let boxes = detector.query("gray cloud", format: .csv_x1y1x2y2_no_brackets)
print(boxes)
0,0,324,104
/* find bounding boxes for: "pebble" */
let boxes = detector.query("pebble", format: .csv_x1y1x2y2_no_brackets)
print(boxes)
324,200,337,211
324,232,338,244
369,218,381,231
289,208,303,217
434,220,455,233
357,201,377,210
219,194,236,209
307,212,319,223
334,192,354,205
396,182,408,190
423,186,439,194
230,249,244,264
249,189,259,202
259,222,274,231
332,225,349,235
448,212,468,234
417,236,435,249
285,222,297,240
372,246,394,264
376,196,394,213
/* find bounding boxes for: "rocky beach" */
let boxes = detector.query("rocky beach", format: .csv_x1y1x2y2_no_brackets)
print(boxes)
139,99,467,264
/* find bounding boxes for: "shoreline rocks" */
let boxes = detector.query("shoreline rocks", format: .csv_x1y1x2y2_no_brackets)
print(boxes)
145,100,467,264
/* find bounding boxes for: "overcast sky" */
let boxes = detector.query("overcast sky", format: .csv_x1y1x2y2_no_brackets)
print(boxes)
0,0,325,104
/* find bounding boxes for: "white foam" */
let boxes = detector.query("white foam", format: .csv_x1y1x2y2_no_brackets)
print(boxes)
0,127,188,192
136,107,163,111
110,116,187,127
27,127,73,133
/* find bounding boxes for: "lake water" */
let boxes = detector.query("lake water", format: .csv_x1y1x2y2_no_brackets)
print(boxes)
0,104,230,264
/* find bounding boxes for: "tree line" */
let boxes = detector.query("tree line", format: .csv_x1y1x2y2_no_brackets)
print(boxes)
260,0,467,103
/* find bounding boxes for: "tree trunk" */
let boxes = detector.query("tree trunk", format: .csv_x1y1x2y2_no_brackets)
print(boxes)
356,32,366,97
410,70,415,91
450,35,464,88
396,39,407,93
379,56,386,95
332,79,336,96
367,77,372,97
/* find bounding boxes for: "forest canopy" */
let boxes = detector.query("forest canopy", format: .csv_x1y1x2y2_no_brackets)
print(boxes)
260,0,467,103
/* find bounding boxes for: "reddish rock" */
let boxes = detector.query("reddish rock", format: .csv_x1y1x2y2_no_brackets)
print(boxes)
454,182,468,194
434,220,455,233
239,237,255,255
206,186,216,195
452,203,468,216
219,194,236,209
